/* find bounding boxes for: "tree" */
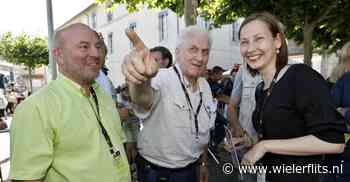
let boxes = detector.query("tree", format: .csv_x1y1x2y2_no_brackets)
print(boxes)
95,0,350,66
200,0,350,66
0,32,49,91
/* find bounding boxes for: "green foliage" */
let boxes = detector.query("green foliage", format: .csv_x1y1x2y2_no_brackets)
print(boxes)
201,0,350,53
95,0,184,14
0,32,49,68
95,0,350,63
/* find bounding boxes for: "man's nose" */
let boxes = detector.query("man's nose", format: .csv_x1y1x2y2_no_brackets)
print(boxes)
90,46,99,57
194,50,204,61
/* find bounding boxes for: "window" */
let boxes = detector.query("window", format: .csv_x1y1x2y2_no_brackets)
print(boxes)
91,12,97,29
106,4,113,22
107,12,113,22
108,33,113,54
203,20,210,30
158,11,168,42
197,17,210,30
87,15,90,27
232,21,239,42
232,18,244,42
129,22,137,48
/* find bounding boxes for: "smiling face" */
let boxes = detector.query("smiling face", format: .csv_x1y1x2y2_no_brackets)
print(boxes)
239,20,282,73
176,32,210,81
54,24,103,86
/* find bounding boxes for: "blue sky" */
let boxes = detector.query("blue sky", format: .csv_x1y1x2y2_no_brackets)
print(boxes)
0,0,94,37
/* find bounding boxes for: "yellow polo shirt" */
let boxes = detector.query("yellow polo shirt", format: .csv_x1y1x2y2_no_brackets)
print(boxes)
10,74,131,182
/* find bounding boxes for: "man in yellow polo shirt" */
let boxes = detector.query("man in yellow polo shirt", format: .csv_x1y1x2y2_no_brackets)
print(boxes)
9,23,131,182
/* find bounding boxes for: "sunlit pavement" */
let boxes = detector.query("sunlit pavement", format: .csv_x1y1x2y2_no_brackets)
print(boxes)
0,117,11,181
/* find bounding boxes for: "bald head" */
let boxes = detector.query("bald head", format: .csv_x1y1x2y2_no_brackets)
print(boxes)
52,23,103,87
54,23,92,49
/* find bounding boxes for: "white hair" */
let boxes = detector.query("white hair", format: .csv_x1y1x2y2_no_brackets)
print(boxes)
176,26,212,50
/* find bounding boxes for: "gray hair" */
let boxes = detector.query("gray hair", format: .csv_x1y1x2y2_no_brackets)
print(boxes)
176,26,212,50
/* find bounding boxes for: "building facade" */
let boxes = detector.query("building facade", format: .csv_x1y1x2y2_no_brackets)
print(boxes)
59,3,336,86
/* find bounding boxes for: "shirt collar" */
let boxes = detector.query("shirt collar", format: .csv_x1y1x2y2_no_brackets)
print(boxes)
174,64,201,93
174,64,193,89
57,73,99,97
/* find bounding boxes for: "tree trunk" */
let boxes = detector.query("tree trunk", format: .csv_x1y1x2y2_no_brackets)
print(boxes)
28,66,33,92
303,23,314,67
184,0,197,26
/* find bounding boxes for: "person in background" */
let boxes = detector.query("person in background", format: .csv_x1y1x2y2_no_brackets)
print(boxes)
116,83,140,182
6,89,17,114
9,23,131,182
122,26,216,182
94,32,118,101
227,12,345,182
150,46,173,68
0,89,8,120
327,45,350,89
226,63,261,182
0,90,7,129
322,41,350,182
0,119,7,130
208,66,233,152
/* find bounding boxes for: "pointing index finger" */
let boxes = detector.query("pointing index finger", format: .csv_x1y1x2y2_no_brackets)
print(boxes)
125,28,147,52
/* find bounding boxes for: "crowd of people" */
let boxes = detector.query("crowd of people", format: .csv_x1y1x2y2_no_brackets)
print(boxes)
3,11,350,182
0,86,28,130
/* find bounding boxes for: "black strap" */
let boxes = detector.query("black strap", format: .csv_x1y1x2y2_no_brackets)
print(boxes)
88,87,120,159
173,66,203,139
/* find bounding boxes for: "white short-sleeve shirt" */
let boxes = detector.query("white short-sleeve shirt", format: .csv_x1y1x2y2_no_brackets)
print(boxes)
133,64,216,168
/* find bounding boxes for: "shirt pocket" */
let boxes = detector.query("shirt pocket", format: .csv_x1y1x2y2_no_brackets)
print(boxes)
170,98,192,128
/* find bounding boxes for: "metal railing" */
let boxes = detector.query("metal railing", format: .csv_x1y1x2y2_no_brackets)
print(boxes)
0,129,10,182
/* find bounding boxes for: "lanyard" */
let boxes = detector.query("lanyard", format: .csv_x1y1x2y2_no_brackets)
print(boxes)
88,87,120,159
173,66,203,140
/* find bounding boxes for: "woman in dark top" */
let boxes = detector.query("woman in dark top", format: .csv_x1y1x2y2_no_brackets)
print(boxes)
237,12,346,182
322,42,350,182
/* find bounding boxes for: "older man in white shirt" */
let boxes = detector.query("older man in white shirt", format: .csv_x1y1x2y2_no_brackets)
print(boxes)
122,26,216,182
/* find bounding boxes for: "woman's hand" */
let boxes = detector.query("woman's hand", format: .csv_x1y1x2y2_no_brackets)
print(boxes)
241,141,267,166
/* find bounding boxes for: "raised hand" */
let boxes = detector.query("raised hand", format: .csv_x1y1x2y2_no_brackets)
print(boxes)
122,29,159,84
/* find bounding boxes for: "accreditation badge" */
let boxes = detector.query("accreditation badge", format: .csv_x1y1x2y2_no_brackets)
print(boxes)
113,146,132,182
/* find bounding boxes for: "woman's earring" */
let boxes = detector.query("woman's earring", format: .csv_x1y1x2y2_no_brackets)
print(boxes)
276,49,280,54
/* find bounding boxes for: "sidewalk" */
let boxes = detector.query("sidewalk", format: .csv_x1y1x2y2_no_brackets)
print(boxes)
0,117,11,181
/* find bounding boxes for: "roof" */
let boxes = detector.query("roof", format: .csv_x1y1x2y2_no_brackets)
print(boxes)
57,3,97,30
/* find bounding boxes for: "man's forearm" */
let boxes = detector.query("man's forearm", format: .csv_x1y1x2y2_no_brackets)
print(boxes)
128,80,153,110
227,101,243,136
201,145,208,165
